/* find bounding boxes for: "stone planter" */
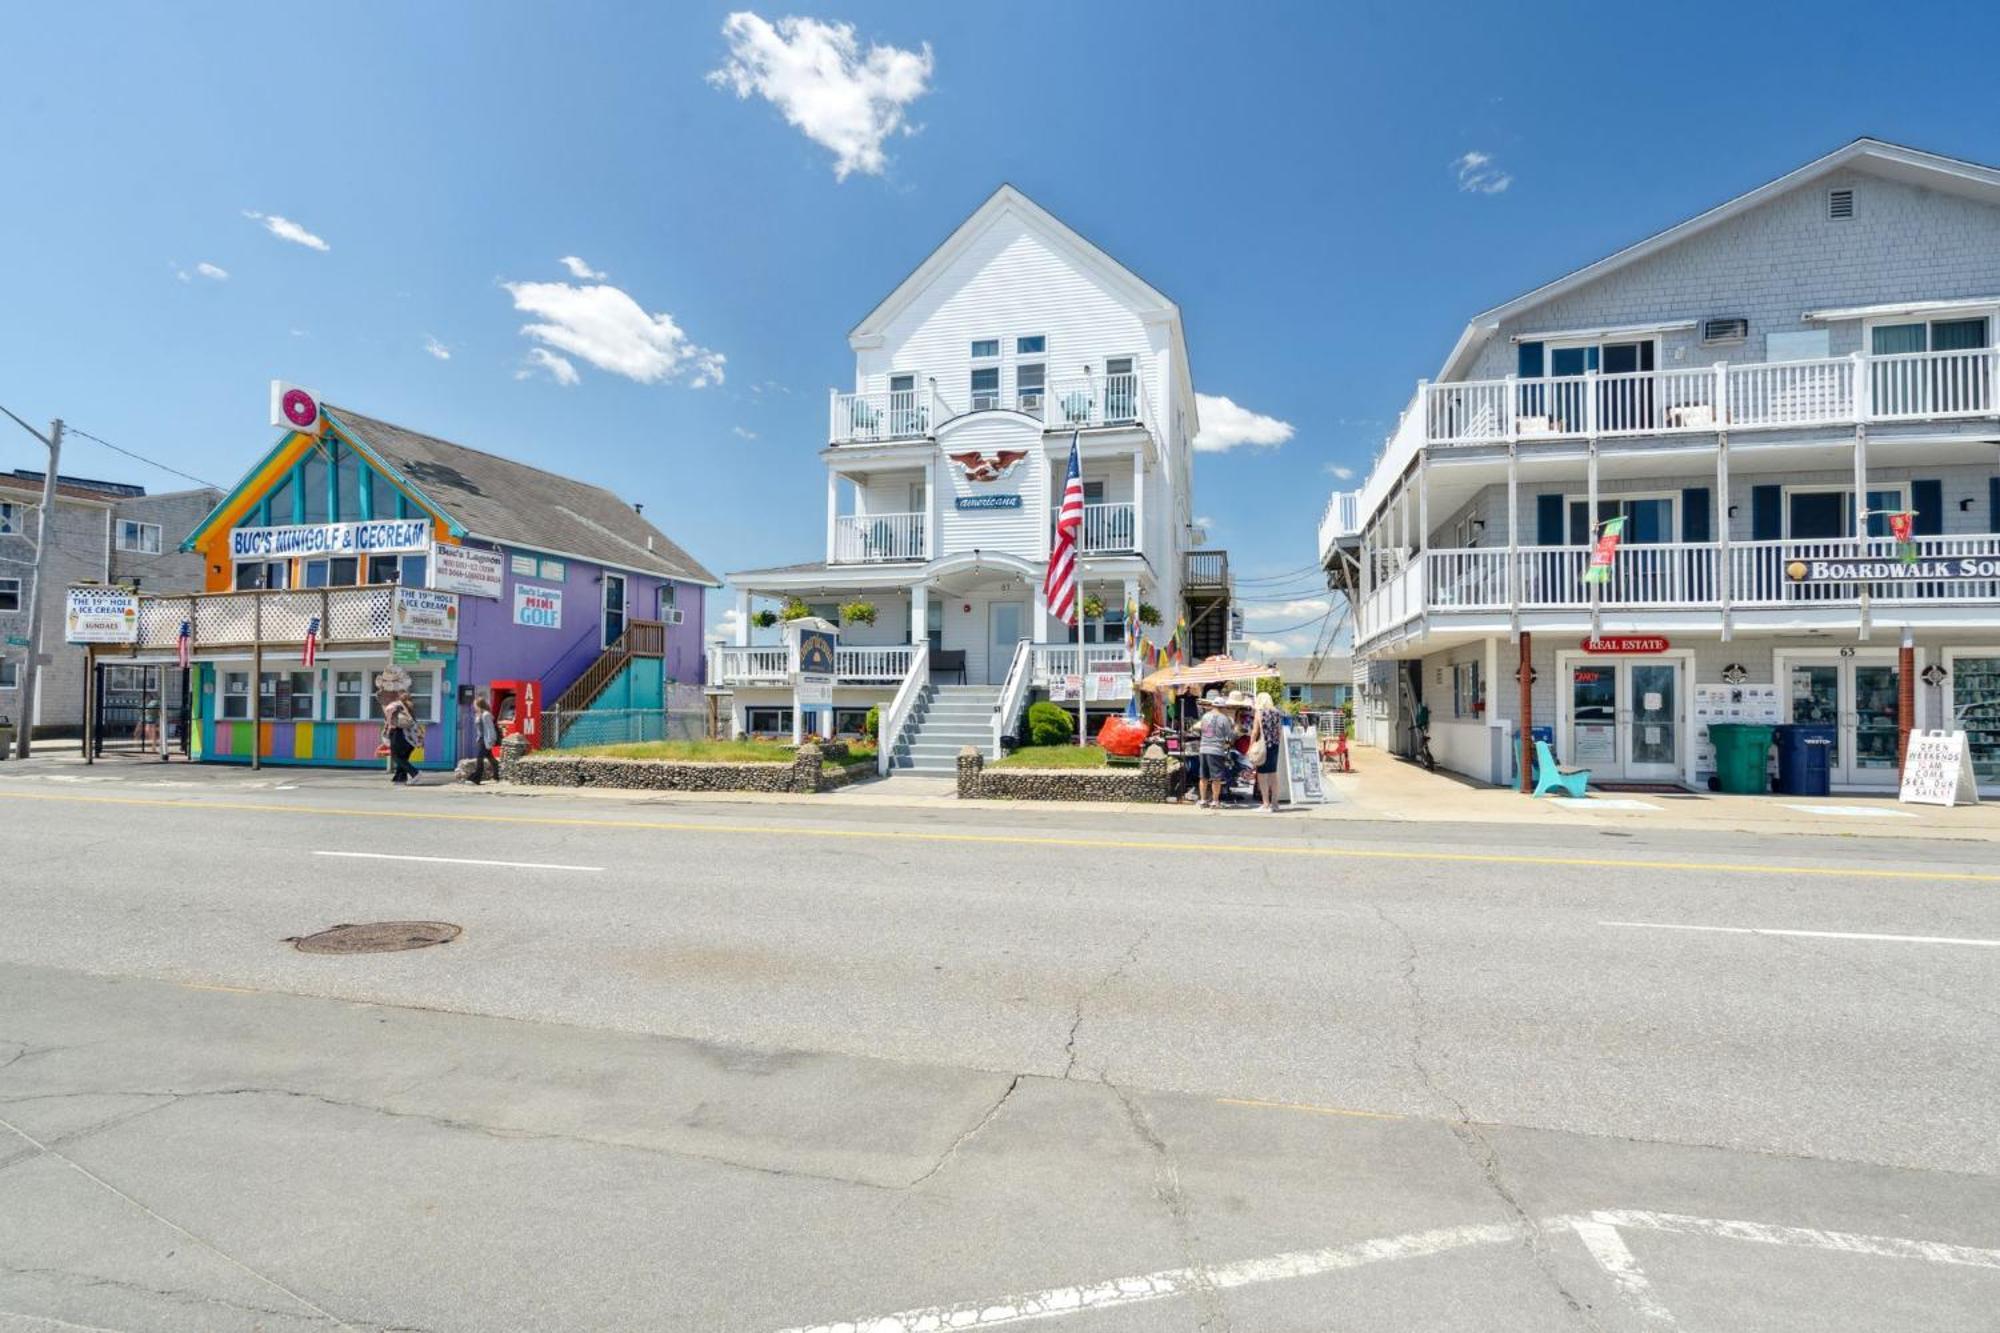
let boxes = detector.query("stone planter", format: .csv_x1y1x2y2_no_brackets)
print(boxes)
500,739,848,794
956,748,1171,802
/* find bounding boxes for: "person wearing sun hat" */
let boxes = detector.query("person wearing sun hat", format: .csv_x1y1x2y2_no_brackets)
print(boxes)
1195,691,1238,809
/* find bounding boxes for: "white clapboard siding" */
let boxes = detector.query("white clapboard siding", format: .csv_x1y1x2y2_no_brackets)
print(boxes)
936,417,1050,562
856,471,925,516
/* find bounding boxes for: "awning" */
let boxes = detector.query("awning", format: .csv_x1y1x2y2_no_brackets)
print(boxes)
1508,319,1696,344
1137,654,1275,693
1801,296,2000,323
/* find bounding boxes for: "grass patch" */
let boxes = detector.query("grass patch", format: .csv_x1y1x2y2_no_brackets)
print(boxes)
991,744,1110,769
567,739,796,763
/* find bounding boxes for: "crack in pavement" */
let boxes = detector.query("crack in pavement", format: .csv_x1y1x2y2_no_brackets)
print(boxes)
906,1074,1022,1189
1104,1077,1231,1333
1062,924,1154,1080
1373,905,1606,1330
0,1262,346,1327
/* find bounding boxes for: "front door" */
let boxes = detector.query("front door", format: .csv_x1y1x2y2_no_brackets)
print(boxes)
602,573,627,648
1568,659,1681,781
1570,665,1620,773
1626,661,1680,781
1783,655,1901,788
987,602,1025,685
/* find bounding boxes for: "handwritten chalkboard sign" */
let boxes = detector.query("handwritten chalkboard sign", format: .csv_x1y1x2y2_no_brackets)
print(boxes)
1282,725,1328,805
1898,729,1980,807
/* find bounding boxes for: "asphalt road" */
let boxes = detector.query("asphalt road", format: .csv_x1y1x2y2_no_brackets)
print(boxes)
0,764,1996,1330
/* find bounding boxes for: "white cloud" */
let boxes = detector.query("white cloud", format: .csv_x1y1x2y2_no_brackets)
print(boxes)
714,606,749,641
708,11,934,180
1194,515,1214,529
242,210,330,250
1323,462,1355,480
515,347,580,387
732,425,759,439
423,335,451,361
1244,598,1331,621
1245,637,1297,658
503,271,724,387
559,255,607,280
1453,150,1512,195
195,261,229,281
1193,393,1295,452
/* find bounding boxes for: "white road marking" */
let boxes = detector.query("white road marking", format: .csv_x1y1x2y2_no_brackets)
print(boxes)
1571,1220,1677,1326
767,1209,2000,1332
311,850,603,873
1782,803,1919,819
1602,921,2000,949
1551,797,1662,811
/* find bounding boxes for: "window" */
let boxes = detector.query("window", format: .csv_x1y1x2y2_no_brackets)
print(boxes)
0,660,18,690
1015,362,1045,413
970,339,999,359
401,554,427,588
259,670,316,722
1082,601,1127,646
1016,336,1045,355
926,599,943,653
0,577,18,612
330,557,359,586
744,706,794,735
303,560,330,589
970,366,1000,410
1285,684,1305,704
1104,356,1137,421
0,502,19,535
1452,661,1483,719
333,670,365,720
367,669,437,723
1567,495,1675,546
1784,485,1908,539
220,671,251,720
115,520,162,554
832,707,872,736
367,555,401,585
234,561,288,591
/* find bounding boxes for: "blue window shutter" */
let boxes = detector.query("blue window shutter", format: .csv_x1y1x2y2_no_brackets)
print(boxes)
1535,494,1564,546
1517,341,1545,378
1751,485,1781,541
1911,479,1943,536
1681,487,1711,543
1991,478,2000,534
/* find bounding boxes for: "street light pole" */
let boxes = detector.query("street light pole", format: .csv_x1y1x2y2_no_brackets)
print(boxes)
1,406,63,760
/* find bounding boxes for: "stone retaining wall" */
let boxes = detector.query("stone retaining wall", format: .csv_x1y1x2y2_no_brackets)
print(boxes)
956,748,1171,802
498,736,849,794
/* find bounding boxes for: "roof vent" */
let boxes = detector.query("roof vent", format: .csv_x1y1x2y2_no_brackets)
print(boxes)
1828,188,1854,220
1701,317,1750,346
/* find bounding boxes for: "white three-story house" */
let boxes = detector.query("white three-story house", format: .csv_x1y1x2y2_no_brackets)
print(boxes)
716,185,1223,772
1322,139,2000,795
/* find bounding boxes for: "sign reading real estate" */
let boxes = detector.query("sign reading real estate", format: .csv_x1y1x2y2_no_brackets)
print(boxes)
429,543,505,599
63,588,139,644
1899,729,1980,807
392,587,459,642
228,518,430,561
513,583,562,629
1787,556,2000,583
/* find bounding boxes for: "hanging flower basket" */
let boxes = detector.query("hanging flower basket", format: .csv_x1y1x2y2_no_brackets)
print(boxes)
840,600,878,626
1136,602,1163,627
1080,593,1105,620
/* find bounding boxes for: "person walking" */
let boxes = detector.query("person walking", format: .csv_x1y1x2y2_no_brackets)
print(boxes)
1252,691,1284,812
383,691,421,786
1195,692,1237,809
470,694,501,785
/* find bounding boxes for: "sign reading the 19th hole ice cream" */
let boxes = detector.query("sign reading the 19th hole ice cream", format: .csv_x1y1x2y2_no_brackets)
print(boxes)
64,588,139,643
229,519,430,561
1786,554,2000,583
513,584,562,629
429,543,505,599
391,587,460,642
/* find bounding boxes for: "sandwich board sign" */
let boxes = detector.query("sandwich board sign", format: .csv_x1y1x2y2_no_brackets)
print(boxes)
1280,724,1329,805
1898,729,1979,807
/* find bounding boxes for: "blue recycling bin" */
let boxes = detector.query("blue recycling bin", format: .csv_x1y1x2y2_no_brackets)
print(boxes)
1773,724,1835,797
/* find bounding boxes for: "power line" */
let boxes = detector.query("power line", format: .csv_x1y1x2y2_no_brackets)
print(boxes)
60,426,222,491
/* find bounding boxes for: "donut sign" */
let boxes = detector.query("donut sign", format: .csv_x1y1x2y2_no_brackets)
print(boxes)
269,380,323,433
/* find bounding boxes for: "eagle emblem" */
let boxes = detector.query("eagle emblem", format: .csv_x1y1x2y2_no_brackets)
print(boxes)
948,450,1029,482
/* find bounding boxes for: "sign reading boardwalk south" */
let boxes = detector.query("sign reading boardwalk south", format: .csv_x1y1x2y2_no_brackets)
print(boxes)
1787,554,2000,583
64,588,139,644
228,518,431,560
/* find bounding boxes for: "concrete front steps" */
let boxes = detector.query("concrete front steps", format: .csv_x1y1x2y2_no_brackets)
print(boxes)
888,684,1003,774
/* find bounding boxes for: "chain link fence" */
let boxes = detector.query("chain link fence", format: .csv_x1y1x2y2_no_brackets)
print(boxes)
545,708,667,749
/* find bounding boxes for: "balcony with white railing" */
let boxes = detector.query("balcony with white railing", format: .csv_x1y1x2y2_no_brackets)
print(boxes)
829,386,948,445
1418,347,2000,446
832,512,927,563
829,369,1149,444
1030,643,1133,685
1356,534,2000,645
1079,502,1137,553
1319,490,1361,555
1039,372,1146,431
708,642,918,687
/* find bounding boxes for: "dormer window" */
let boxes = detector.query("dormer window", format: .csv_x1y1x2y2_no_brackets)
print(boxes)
1017,335,1046,355
970,338,999,359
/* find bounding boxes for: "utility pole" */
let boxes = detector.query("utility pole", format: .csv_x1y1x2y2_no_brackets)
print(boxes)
0,407,62,760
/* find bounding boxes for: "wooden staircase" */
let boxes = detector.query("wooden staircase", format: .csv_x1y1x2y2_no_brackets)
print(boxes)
549,619,666,717
1182,550,1232,658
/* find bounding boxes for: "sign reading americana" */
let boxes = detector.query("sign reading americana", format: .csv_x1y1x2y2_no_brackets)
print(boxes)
229,519,431,561
1785,556,2000,583
955,494,1022,510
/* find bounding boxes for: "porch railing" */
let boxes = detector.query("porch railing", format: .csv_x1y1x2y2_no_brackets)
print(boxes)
828,386,947,444
1078,501,1137,552
1030,643,1132,685
832,512,926,563
710,645,790,684
1042,372,1146,430
708,643,916,685
131,586,395,651
835,645,915,681
877,642,930,775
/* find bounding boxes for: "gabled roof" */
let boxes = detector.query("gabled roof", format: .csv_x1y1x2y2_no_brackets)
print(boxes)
850,184,1180,341
1438,138,2000,381
327,408,720,586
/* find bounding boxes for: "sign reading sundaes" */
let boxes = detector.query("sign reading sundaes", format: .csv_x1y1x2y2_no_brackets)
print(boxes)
229,519,430,561
64,588,139,644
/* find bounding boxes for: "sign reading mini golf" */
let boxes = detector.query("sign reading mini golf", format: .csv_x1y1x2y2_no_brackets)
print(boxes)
513,584,563,629
1786,555,2000,583
228,518,431,561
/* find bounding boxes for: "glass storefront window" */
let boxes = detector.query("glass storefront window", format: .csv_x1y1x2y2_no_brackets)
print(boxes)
220,671,250,719
1952,655,2000,784
333,670,365,720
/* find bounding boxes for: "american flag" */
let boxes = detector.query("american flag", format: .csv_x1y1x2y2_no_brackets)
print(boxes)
302,615,321,668
176,620,191,669
1043,432,1084,627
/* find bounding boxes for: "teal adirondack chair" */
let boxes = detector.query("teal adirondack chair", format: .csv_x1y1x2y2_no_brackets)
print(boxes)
1533,739,1591,798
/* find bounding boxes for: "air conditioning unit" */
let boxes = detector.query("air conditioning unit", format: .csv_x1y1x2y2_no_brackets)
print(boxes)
663,608,685,626
1701,317,1749,346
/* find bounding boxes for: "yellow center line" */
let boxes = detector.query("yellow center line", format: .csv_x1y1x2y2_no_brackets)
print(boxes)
2,788,1995,882
1215,1096,1405,1121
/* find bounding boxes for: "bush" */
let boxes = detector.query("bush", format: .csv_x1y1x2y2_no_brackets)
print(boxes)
864,704,880,739
1026,700,1075,747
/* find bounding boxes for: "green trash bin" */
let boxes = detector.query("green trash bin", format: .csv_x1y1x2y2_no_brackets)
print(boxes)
1708,722,1774,794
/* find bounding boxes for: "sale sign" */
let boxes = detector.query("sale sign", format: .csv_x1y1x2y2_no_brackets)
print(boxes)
1581,515,1626,585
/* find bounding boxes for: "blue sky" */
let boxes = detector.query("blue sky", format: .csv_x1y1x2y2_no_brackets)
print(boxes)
9,1,2000,653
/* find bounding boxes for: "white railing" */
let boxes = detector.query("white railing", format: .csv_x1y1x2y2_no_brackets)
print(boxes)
1318,489,1361,557
1354,535,2000,644
829,385,948,444
832,512,926,563
710,645,791,684
877,642,929,775
1419,347,2000,446
1030,643,1131,685
1042,372,1146,430
992,638,1035,756
1078,502,1137,552
836,644,915,682
132,587,395,650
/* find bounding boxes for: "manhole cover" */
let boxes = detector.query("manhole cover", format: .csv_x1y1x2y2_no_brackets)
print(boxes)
285,921,462,954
